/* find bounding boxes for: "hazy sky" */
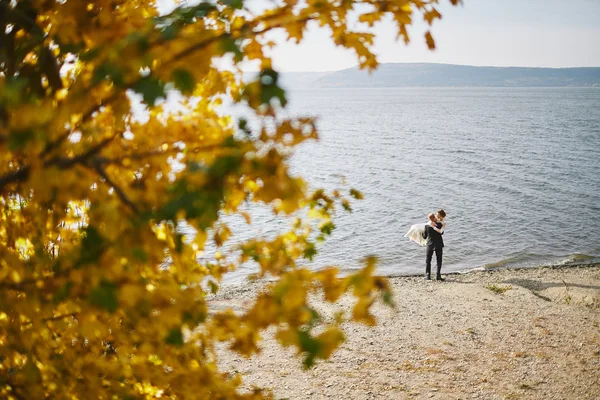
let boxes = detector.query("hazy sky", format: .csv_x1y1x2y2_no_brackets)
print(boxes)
158,0,600,72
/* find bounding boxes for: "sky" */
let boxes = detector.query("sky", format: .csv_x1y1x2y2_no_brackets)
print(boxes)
157,0,600,72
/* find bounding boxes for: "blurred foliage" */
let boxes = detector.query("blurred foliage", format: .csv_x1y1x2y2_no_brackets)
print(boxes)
0,0,456,398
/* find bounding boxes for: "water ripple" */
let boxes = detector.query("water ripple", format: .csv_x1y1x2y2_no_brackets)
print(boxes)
219,87,600,280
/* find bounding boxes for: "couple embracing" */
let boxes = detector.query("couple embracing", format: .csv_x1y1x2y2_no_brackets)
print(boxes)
405,209,447,281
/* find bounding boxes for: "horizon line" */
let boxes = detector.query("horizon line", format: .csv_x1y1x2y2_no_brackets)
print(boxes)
272,62,600,74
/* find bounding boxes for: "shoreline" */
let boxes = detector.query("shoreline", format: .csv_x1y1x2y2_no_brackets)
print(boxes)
385,261,600,279
214,264,600,399
220,261,600,289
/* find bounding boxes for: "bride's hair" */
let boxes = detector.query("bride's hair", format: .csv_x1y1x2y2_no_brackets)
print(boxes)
437,209,446,219
428,213,436,222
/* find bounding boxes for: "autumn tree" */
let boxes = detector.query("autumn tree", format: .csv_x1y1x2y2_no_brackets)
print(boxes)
0,0,457,398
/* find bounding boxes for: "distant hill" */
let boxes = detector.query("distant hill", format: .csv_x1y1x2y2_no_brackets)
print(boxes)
279,63,600,89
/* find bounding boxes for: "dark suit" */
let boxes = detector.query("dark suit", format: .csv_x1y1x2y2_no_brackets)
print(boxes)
422,222,444,277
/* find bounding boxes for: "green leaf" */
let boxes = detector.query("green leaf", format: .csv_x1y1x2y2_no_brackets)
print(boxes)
175,233,184,254
126,32,149,52
93,62,125,86
303,242,317,261
132,247,147,262
307,307,321,325
1,77,30,106
8,129,34,151
259,68,279,85
297,330,322,369
133,76,166,106
89,280,119,313
53,281,72,304
341,200,352,212
208,280,219,294
260,85,287,107
238,118,251,135
172,69,195,94
222,0,244,9
165,328,184,347
220,36,243,62
188,3,216,18
208,154,242,177
79,47,102,61
154,2,216,27
258,69,287,107
319,222,336,236
79,226,105,266
182,308,206,325
382,290,394,307
57,41,85,55
160,23,180,40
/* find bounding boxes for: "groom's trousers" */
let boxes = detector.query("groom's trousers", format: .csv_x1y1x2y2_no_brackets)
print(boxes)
425,245,443,276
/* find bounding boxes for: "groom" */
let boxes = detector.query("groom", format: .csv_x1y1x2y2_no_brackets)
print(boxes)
422,213,444,281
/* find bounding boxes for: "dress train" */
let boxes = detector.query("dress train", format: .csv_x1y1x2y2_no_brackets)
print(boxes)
405,223,427,246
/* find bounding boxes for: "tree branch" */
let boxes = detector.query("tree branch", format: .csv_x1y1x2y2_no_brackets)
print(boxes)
91,162,140,215
43,313,79,322
0,134,118,194
167,13,315,66
41,11,316,157
93,142,225,166
0,166,31,193
45,134,118,169
0,280,34,292
0,11,316,193
40,93,122,158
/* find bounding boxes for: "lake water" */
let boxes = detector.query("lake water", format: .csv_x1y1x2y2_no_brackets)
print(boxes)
181,87,600,281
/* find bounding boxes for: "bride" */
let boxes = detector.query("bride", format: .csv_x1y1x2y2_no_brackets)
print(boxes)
405,209,446,246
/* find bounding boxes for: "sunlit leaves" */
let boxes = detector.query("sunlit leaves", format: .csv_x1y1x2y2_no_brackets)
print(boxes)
172,69,196,94
0,0,455,398
133,76,166,106
221,36,245,62
165,328,184,347
424,8,443,25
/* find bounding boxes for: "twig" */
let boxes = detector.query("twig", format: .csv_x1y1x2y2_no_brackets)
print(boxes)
45,134,118,169
43,313,79,322
92,162,140,215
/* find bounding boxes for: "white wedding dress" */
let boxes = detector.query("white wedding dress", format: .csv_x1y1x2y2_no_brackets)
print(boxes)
404,223,428,246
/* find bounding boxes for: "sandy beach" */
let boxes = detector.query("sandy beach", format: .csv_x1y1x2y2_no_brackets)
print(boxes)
213,265,600,400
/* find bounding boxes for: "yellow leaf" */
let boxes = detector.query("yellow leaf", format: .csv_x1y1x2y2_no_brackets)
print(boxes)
425,31,436,50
